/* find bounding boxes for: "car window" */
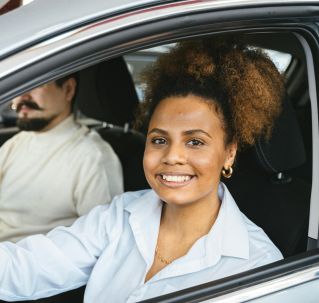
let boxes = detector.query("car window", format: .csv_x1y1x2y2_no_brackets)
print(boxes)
0,2,318,301
264,49,292,73
0,33,313,291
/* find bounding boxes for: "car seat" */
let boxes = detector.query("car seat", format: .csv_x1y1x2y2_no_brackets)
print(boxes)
76,57,149,191
224,95,311,257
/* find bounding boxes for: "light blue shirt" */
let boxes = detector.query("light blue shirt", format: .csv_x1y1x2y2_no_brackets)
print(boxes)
0,183,282,302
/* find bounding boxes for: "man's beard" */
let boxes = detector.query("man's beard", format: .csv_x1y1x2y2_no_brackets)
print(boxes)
17,117,55,131
14,99,54,131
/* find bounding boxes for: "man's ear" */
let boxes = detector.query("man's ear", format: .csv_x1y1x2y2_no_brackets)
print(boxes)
63,78,77,104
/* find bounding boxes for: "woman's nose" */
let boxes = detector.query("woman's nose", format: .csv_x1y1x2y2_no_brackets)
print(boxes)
162,143,187,165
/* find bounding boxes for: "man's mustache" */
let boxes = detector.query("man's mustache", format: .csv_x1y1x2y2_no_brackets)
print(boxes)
13,100,43,113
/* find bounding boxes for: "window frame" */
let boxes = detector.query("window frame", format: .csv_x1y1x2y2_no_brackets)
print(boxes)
139,249,319,303
0,2,319,301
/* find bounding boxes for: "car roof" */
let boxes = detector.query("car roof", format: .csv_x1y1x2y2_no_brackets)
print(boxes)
0,0,316,59
0,0,164,57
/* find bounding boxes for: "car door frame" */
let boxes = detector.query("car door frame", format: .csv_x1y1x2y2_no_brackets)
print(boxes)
1,1,319,301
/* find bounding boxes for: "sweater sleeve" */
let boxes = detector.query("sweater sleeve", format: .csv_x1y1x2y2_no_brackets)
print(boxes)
0,204,111,301
73,139,123,216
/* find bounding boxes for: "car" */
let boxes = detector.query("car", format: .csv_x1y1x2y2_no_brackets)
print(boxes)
0,0,319,302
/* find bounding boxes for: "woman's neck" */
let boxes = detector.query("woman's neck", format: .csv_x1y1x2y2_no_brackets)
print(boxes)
145,192,221,282
160,193,221,243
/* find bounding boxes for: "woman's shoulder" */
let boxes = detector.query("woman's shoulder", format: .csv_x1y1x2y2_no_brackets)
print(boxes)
221,183,283,265
243,214,283,264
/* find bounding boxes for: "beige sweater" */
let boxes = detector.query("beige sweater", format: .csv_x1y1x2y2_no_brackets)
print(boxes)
0,115,123,242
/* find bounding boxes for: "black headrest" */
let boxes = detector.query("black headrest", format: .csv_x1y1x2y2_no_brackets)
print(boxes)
254,96,306,174
76,57,139,126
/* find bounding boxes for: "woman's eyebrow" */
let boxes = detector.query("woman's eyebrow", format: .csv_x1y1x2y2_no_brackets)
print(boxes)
147,128,168,135
148,128,211,138
183,129,212,138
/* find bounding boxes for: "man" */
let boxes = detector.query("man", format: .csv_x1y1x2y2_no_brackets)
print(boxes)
0,75,123,242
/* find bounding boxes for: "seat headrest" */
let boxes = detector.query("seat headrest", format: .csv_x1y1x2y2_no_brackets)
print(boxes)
76,57,139,126
254,96,306,174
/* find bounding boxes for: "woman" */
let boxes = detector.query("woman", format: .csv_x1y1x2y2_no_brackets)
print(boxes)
0,38,283,302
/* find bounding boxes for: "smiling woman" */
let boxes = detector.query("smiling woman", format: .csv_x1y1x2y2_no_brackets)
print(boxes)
143,95,238,281
0,37,284,303
137,37,285,283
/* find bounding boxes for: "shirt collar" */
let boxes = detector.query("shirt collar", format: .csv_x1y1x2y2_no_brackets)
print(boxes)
124,183,249,279
27,114,84,147
210,183,249,260
125,190,162,268
162,183,249,279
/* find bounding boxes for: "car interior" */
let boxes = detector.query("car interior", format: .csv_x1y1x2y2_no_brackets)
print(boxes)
0,31,314,302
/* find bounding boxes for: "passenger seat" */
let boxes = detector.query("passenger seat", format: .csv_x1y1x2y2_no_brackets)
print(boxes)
76,57,149,191
224,96,311,257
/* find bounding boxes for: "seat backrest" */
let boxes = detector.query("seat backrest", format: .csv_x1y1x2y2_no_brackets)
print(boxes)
76,57,149,191
97,126,149,191
225,96,311,257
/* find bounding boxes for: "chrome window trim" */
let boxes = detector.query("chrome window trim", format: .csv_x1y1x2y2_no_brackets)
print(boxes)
200,264,319,303
0,0,319,80
295,33,319,241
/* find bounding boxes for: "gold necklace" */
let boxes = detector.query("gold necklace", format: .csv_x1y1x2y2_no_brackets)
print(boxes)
155,246,172,265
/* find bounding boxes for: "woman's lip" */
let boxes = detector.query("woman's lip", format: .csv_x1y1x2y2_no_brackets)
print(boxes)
156,174,195,188
158,172,194,176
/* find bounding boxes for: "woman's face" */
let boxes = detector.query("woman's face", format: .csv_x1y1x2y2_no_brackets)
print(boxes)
143,94,237,207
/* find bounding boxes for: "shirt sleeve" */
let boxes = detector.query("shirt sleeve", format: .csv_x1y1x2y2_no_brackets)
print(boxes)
74,140,123,216
0,204,110,301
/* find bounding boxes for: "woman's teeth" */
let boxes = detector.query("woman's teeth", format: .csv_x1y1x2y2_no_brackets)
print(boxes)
161,175,191,182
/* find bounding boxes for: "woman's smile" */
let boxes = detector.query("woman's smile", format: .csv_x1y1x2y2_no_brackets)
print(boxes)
157,173,196,188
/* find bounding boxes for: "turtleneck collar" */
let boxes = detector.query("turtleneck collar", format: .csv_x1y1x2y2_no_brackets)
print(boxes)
23,114,83,149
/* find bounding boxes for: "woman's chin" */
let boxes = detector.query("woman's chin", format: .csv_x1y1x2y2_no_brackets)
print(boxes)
158,192,197,207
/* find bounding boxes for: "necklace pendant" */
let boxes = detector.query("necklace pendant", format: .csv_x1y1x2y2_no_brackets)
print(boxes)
155,245,172,265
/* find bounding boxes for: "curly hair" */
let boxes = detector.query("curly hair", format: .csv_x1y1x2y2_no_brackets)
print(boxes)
135,37,285,148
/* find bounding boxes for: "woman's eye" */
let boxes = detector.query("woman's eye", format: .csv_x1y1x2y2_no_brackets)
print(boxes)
187,139,204,146
151,138,167,145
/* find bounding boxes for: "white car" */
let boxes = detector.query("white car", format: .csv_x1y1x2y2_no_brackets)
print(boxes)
0,1,319,302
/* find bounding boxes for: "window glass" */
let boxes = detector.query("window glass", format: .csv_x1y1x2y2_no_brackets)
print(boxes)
263,49,292,73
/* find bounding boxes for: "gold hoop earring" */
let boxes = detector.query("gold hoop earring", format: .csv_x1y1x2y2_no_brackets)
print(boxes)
222,166,233,178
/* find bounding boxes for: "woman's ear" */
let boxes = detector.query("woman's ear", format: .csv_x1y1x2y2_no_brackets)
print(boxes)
224,142,237,168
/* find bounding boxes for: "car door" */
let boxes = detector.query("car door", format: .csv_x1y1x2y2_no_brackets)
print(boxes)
1,1,319,302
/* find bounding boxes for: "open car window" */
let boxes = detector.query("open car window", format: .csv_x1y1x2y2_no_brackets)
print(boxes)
0,1,319,303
